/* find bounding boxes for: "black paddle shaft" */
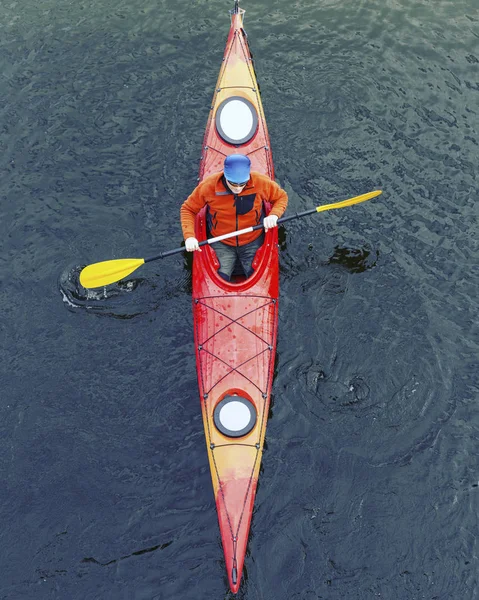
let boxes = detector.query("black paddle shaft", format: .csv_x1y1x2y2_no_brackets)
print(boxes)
144,207,318,263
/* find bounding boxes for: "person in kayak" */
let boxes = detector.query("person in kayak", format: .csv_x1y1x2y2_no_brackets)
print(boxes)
180,153,288,281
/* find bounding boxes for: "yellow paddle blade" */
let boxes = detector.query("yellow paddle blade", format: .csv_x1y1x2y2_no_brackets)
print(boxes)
79,258,145,289
316,190,382,213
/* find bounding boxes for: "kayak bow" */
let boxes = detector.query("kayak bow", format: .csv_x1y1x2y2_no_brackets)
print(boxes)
193,2,277,593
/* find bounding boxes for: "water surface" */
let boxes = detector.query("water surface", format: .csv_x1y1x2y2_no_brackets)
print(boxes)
1,0,478,598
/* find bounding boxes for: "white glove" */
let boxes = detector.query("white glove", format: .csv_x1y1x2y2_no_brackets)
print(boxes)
185,237,200,252
263,214,278,231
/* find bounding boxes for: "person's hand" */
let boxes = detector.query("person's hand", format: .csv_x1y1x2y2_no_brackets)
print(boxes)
263,215,278,231
185,237,200,252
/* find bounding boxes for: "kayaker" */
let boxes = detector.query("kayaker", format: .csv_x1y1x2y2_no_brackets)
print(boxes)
180,153,288,281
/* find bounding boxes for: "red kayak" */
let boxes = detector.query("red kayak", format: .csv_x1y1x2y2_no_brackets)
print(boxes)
192,0,278,593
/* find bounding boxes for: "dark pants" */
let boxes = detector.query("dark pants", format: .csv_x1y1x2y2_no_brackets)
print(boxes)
213,233,264,281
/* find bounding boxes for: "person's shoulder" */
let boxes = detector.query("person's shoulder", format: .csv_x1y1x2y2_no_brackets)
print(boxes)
251,172,279,186
251,171,271,182
203,172,222,186
190,172,221,195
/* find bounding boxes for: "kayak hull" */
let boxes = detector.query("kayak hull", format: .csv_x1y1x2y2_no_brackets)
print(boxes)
192,7,278,593
192,224,278,593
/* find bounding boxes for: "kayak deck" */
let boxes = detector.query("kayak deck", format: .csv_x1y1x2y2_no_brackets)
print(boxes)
192,5,278,593
193,230,278,592
199,8,274,181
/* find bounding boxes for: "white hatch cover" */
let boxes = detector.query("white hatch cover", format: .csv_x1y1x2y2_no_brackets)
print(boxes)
213,395,257,438
215,96,259,145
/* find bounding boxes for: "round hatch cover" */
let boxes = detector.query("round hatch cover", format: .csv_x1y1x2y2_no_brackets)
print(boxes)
213,395,257,438
215,96,259,145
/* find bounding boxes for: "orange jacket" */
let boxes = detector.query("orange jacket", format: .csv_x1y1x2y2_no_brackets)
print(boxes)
180,172,288,246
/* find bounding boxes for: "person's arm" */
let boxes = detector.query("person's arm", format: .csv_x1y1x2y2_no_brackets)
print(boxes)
263,179,288,229
180,184,207,241
267,179,288,218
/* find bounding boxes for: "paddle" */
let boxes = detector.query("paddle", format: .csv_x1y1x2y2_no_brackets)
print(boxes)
79,189,382,289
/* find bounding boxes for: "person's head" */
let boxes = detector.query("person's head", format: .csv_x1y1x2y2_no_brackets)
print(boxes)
224,154,251,193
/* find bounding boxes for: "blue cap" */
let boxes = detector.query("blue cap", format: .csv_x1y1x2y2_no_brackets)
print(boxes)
224,154,251,183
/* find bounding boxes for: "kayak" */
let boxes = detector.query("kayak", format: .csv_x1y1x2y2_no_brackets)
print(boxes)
192,1,278,593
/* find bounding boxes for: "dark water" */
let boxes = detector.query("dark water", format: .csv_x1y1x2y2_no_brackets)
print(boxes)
1,0,478,598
